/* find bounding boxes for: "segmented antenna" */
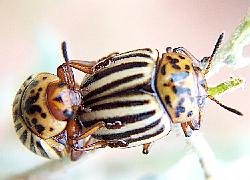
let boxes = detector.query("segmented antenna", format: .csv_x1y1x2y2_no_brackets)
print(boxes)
205,33,224,74
207,95,243,116
61,41,76,89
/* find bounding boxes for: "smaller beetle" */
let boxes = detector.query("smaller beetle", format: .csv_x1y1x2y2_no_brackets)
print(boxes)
154,33,243,136
12,42,105,160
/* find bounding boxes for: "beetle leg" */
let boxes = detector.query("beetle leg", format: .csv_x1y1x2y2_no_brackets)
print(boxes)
181,122,192,137
73,139,128,151
73,140,109,151
142,143,152,154
98,52,120,62
71,121,106,140
187,120,200,131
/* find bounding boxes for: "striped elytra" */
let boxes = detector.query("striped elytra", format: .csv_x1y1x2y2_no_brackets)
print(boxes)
80,49,171,151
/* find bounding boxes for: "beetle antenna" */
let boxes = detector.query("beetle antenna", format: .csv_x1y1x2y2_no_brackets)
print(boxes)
207,95,243,116
204,33,224,74
61,41,76,89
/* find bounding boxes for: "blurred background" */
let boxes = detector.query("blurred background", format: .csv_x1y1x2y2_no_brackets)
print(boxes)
0,0,250,179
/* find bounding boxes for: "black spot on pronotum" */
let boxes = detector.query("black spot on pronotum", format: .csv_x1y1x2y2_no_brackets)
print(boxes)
63,109,73,118
172,86,177,94
165,95,172,108
166,56,179,63
185,65,190,70
175,106,185,117
53,96,63,103
163,83,170,87
41,113,47,118
166,56,181,70
172,64,181,70
160,64,166,75
35,124,45,134
179,55,185,59
187,111,193,117
30,89,35,94
31,118,38,124
42,76,47,80
38,87,42,92
49,127,54,131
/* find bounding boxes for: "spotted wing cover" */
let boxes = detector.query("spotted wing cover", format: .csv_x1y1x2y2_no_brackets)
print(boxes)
154,53,201,123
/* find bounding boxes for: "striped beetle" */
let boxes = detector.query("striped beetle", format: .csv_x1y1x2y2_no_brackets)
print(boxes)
12,42,105,160
73,33,242,154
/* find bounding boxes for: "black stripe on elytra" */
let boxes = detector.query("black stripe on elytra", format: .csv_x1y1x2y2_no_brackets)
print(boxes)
81,61,149,88
112,53,153,63
30,135,36,153
15,123,23,131
82,110,156,128
36,141,49,158
83,87,146,107
118,48,153,55
20,130,28,144
170,72,189,82
83,74,144,100
90,100,149,111
92,119,161,140
51,146,63,158
126,126,165,144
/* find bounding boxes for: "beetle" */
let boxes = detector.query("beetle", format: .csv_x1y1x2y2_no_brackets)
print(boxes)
12,42,105,160
73,33,242,154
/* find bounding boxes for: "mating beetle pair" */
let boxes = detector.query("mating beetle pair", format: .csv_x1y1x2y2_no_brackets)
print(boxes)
13,33,242,160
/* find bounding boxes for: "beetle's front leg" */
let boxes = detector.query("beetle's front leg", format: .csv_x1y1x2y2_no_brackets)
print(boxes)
73,139,129,152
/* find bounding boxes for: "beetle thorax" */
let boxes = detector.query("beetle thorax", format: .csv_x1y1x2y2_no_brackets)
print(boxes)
47,82,82,121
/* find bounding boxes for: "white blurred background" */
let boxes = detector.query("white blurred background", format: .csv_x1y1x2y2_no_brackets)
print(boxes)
0,1,250,179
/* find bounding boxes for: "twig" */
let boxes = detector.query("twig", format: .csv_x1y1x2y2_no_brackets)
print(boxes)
207,9,250,77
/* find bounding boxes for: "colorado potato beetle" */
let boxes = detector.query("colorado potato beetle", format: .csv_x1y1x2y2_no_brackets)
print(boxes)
74,33,242,154
12,42,105,160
